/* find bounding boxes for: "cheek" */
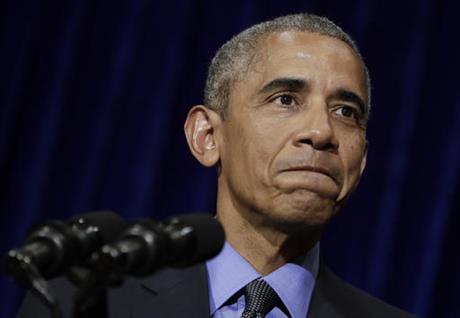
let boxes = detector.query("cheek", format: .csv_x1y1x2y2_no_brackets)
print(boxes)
224,110,296,188
224,121,267,179
250,120,292,185
338,139,366,197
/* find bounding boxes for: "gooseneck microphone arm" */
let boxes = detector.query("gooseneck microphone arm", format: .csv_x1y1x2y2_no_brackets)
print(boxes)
5,212,225,318
91,213,225,277
73,213,225,318
13,258,62,318
4,211,127,318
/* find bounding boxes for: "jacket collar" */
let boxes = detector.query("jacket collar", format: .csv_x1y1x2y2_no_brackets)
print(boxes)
130,263,210,318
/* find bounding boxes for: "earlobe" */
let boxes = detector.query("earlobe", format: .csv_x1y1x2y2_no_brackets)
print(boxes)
184,105,221,167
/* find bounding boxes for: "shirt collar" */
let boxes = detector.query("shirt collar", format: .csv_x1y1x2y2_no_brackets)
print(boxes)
206,241,320,317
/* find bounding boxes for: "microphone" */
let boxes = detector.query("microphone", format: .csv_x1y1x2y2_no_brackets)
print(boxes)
91,213,225,276
5,211,127,284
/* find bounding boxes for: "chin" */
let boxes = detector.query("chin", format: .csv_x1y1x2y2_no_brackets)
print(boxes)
269,190,338,229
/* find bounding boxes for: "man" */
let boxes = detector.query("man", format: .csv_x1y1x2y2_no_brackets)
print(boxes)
18,13,415,318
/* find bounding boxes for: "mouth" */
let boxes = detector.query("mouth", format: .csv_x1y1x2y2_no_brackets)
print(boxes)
280,166,337,184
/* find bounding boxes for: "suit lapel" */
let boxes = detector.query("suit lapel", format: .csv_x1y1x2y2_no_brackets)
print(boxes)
308,265,344,318
127,263,210,318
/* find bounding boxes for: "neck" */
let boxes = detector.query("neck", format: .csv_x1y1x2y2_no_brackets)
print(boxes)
216,188,322,275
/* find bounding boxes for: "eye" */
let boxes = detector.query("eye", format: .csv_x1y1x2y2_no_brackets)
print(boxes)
333,105,359,119
272,94,297,107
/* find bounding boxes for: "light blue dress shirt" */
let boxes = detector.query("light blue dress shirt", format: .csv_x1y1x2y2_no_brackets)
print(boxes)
206,241,320,318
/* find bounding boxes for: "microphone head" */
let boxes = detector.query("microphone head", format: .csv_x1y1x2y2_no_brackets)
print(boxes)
90,213,225,278
69,210,126,243
5,210,127,282
165,213,225,265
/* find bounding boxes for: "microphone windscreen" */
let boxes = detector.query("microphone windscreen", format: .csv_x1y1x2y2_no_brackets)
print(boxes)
174,213,225,263
69,211,126,243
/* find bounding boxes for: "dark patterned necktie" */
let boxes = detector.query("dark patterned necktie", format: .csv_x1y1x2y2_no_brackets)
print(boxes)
240,279,279,318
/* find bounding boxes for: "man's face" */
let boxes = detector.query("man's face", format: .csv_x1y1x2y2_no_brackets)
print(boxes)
217,31,368,230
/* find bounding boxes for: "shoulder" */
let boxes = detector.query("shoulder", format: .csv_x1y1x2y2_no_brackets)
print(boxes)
17,276,78,318
16,264,209,318
309,266,417,318
16,275,145,318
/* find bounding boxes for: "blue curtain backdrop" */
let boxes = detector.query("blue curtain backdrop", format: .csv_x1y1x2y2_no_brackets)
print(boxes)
1,0,459,317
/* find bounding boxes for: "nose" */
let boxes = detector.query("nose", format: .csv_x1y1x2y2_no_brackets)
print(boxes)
293,102,338,152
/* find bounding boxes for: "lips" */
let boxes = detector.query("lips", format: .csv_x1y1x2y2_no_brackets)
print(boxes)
280,165,337,184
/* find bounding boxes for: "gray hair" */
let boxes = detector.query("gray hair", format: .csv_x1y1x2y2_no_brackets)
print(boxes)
204,13,371,118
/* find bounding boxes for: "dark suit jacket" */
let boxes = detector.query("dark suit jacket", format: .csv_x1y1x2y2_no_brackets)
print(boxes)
17,263,416,318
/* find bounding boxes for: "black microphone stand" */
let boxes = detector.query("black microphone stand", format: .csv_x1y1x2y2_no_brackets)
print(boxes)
73,286,107,318
67,264,124,318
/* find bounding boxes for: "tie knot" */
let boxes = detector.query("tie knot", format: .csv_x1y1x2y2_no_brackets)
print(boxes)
241,279,279,318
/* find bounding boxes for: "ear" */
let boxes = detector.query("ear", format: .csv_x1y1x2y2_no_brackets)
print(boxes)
184,105,222,167
360,140,368,176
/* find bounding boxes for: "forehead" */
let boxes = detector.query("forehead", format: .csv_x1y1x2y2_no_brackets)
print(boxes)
259,31,360,62
230,31,367,103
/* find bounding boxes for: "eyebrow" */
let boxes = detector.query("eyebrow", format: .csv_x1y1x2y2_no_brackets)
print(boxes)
258,77,307,95
333,89,367,115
